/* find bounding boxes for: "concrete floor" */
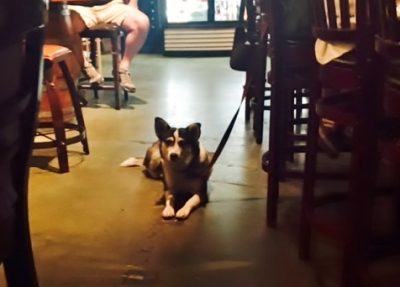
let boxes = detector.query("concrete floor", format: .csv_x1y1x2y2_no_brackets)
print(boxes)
0,55,398,287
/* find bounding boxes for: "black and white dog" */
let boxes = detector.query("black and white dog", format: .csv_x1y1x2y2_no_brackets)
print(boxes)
142,117,212,220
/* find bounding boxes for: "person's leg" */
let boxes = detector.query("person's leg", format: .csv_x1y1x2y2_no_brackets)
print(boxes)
117,9,150,92
69,7,104,83
70,10,89,34
120,9,150,71
96,3,150,92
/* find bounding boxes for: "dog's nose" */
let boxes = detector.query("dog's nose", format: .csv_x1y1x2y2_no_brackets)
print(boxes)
170,153,178,162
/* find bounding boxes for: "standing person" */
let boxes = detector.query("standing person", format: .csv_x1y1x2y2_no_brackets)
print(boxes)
69,0,150,92
1,1,45,284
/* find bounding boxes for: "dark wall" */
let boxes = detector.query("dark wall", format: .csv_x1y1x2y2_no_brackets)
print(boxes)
139,0,165,54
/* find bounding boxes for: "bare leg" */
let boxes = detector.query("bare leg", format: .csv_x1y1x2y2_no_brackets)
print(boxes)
69,10,89,67
69,11,103,83
70,10,88,34
120,9,150,71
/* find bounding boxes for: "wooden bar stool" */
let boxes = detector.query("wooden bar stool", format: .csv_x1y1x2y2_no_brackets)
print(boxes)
34,44,89,173
79,23,128,110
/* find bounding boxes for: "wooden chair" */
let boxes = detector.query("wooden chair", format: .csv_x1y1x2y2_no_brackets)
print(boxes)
243,0,271,144
298,0,378,286
264,0,317,227
34,44,89,173
375,0,400,246
0,22,43,287
79,23,128,110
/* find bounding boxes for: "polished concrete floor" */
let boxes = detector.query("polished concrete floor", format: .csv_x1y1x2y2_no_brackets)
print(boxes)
0,55,398,287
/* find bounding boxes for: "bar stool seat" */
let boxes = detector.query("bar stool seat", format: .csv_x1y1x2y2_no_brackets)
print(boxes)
34,44,89,173
79,23,128,110
43,44,70,62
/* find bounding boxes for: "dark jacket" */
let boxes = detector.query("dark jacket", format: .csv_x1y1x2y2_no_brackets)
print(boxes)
0,0,46,47
279,0,313,40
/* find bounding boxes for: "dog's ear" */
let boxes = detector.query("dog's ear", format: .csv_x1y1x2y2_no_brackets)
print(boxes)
155,117,171,139
186,123,201,141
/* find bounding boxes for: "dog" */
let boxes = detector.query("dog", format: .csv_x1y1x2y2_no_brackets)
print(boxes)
143,117,212,220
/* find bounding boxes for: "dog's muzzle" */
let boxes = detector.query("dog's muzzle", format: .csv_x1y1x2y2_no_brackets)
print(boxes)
170,153,179,162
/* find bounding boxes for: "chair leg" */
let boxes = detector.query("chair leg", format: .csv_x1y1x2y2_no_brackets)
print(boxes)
396,194,400,240
267,170,280,227
86,37,99,100
93,86,99,100
245,89,252,123
254,45,268,144
340,79,377,287
111,35,121,110
294,90,304,135
341,230,365,287
253,75,266,144
283,86,295,163
299,84,320,260
89,37,97,70
89,38,100,100
266,71,283,227
253,102,263,143
45,82,69,173
340,150,372,287
59,60,90,155
119,32,129,102
244,73,252,122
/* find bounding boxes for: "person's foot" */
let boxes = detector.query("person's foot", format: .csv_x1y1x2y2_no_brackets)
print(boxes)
118,69,136,93
83,63,103,84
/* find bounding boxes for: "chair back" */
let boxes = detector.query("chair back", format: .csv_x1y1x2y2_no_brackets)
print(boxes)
267,0,313,41
267,0,315,70
376,0,399,40
311,0,371,43
375,0,400,58
375,0,400,123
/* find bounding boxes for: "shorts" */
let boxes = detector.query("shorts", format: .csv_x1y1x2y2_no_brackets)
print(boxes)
68,0,133,28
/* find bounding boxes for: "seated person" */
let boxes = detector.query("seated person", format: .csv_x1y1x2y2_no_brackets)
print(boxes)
69,0,150,92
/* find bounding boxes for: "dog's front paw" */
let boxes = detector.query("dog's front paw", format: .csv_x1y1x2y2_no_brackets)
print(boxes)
175,207,191,220
162,206,175,219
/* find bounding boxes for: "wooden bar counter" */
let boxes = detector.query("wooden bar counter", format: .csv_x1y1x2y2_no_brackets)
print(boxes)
46,0,87,79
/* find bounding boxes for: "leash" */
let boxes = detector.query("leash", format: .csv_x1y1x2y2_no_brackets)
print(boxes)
208,76,252,169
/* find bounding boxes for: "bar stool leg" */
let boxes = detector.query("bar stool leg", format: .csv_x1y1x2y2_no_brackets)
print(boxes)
59,60,90,155
120,33,129,102
45,81,69,173
88,38,99,100
111,34,121,110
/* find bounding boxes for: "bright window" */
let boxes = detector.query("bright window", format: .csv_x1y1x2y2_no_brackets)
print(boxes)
166,0,208,23
215,0,241,21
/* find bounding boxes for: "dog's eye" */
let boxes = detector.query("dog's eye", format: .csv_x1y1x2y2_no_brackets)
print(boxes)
165,139,174,146
177,140,185,147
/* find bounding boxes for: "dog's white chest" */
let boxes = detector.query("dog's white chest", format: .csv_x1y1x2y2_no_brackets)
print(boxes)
162,163,205,194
